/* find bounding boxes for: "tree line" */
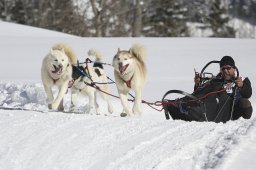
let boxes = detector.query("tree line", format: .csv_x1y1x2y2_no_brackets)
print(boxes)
0,0,256,37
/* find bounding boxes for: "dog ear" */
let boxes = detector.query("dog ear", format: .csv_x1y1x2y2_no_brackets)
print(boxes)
50,48,54,55
112,59,114,66
60,48,65,54
129,48,132,54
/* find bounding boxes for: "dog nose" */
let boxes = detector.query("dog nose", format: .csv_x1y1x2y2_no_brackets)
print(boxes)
119,62,123,67
59,64,63,68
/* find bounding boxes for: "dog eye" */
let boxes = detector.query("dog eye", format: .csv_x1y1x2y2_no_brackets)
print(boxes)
54,59,58,61
62,59,64,62
124,58,127,60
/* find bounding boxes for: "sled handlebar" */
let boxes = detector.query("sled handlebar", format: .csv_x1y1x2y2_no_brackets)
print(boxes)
199,60,240,84
162,90,199,102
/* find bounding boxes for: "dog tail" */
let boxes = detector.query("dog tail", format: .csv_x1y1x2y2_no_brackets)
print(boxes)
130,44,147,80
88,49,103,62
52,43,78,65
130,44,146,63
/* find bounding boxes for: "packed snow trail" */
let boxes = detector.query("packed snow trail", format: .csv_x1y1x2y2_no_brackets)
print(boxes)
0,108,255,170
0,82,256,170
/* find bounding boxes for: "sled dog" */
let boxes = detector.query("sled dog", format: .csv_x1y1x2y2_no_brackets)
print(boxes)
41,43,77,111
112,44,147,117
70,49,113,114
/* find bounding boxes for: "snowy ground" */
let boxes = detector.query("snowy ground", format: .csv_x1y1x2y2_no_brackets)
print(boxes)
0,21,256,170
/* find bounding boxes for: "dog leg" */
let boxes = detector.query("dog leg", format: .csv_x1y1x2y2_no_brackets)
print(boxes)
100,87,113,114
133,89,142,115
87,91,95,114
43,85,54,104
94,93,100,114
43,85,55,109
119,92,132,117
107,101,113,114
51,81,69,110
58,99,64,111
70,88,78,111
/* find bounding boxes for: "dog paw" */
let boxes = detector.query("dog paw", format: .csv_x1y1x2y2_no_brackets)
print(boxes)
108,106,113,114
96,108,101,115
58,105,64,111
48,104,52,109
69,105,75,112
51,103,59,110
132,107,142,115
120,113,128,117
86,107,94,114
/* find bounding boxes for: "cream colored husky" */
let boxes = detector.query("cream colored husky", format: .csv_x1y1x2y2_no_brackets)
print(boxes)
41,43,77,111
112,44,147,117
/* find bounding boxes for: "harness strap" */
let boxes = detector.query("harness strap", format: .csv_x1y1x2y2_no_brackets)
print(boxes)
72,58,163,112
122,74,134,88
53,78,59,84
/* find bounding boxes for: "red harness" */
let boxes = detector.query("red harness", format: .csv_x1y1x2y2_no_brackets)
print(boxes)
123,74,134,88
53,78,60,84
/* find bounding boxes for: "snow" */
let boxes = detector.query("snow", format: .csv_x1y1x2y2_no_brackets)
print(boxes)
0,21,256,170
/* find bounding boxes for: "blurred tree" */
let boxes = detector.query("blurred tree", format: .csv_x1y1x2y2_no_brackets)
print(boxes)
142,0,189,37
37,0,88,36
0,0,16,21
205,0,235,37
1,0,255,37
230,0,256,25
88,0,146,37
0,0,89,36
10,0,26,24
132,0,142,37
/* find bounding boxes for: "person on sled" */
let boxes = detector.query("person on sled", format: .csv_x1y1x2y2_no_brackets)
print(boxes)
194,56,253,120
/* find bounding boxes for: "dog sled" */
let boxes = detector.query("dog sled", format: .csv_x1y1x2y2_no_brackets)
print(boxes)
162,60,239,123
69,58,239,122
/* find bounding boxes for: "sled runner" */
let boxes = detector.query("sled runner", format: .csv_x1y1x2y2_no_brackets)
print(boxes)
162,60,239,123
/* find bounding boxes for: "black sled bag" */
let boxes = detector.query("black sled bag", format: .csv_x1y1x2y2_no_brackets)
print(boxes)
163,80,233,123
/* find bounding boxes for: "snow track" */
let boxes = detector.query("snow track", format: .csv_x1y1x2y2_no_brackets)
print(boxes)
0,109,254,170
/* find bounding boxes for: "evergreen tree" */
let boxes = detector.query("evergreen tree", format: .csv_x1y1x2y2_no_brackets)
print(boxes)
0,0,17,21
142,0,189,37
206,0,235,37
10,0,25,24
230,0,256,25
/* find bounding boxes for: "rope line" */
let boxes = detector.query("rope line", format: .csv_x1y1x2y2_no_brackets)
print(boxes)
72,58,229,113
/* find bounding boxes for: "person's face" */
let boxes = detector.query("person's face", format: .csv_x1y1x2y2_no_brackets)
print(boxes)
221,65,236,80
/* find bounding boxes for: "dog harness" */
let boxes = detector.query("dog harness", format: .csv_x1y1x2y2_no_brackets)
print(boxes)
52,78,60,84
122,74,134,88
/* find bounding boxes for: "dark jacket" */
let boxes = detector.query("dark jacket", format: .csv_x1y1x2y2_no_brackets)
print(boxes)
239,77,252,98
195,74,252,100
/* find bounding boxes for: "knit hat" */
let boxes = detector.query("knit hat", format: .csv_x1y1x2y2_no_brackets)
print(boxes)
220,56,235,67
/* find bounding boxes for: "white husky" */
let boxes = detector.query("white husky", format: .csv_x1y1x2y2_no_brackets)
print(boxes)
112,44,147,117
41,43,77,111
70,49,113,114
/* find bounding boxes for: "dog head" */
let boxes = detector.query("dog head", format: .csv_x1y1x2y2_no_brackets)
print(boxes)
46,48,70,76
112,48,135,76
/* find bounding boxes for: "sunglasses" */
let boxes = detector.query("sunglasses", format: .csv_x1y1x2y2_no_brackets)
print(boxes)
221,66,233,71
